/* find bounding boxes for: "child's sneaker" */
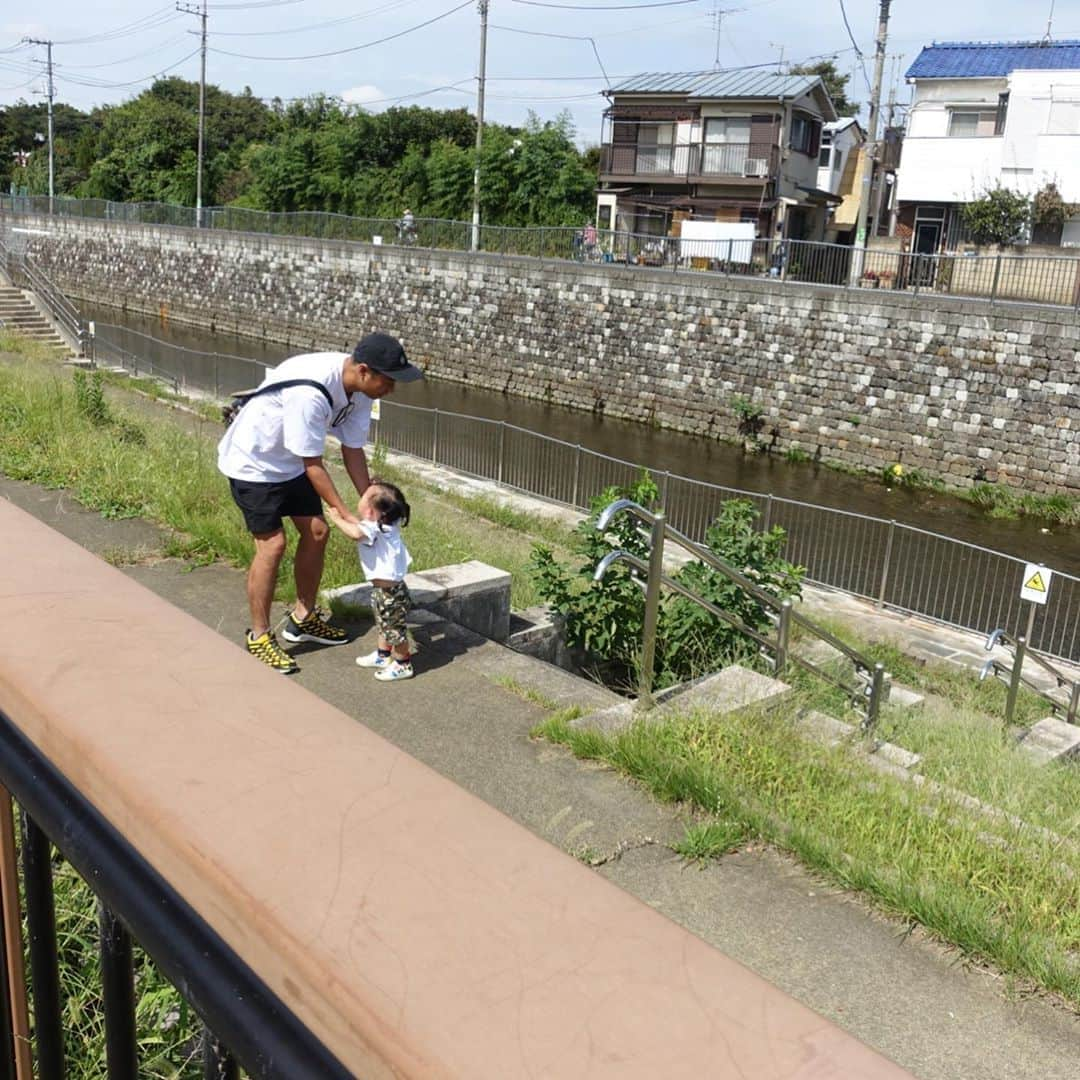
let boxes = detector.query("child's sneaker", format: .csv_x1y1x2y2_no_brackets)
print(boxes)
374,659,414,681
356,649,391,669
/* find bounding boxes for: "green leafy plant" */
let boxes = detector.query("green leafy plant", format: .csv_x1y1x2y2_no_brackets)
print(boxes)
529,477,805,692
73,369,111,427
961,186,1030,246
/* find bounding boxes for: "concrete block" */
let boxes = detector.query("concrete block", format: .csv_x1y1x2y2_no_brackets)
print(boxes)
872,741,921,770
888,683,925,711
1018,717,1080,765
656,665,791,719
795,709,856,746
324,560,510,643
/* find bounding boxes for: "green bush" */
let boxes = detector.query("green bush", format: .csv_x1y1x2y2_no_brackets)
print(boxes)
529,475,805,692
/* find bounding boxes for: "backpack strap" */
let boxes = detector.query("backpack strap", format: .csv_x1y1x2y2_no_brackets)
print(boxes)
234,378,334,408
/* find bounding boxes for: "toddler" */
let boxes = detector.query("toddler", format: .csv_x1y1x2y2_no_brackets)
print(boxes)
326,480,414,681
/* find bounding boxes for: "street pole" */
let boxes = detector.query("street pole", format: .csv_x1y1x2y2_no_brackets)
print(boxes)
471,0,489,252
25,39,54,213
178,0,208,227
851,0,891,282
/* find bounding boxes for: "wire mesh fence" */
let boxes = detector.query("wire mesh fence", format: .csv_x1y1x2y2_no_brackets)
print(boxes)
6,195,1080,311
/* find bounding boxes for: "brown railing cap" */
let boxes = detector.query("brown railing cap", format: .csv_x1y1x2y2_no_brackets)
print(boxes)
0,500,910,1077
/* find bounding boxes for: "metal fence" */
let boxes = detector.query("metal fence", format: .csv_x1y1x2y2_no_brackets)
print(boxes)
370,402,1080,664
79,320,1080,664
5,195,1080,312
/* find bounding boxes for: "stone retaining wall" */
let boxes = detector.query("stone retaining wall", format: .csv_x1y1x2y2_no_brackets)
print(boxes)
9,214,1080,493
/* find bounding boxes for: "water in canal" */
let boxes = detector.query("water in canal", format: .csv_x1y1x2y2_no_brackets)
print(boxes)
84,302,1078,577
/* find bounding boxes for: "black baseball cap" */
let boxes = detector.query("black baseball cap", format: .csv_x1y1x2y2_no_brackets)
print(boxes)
352,332,423,382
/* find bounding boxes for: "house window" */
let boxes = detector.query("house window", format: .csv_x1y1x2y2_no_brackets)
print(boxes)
947,109,997,137
994,93,1009,135
789,112,821,156
818,132,832,168
704,116,751,143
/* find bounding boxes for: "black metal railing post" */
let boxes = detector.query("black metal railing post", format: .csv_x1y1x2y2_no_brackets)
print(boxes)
99,903,137,1080
203,1031,238,1080
20,811,64,1080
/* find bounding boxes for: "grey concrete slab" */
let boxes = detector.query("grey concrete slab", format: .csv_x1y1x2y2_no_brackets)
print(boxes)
602,845,1080,1080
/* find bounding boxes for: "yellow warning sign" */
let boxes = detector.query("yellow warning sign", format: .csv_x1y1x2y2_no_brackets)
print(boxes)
1020,563,1053,605
1024,571,1047,594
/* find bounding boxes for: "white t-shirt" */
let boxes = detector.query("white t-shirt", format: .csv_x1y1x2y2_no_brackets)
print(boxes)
356,520,412,582
217,352,373,483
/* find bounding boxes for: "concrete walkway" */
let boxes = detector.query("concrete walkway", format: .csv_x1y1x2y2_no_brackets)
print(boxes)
2,473,1078,1079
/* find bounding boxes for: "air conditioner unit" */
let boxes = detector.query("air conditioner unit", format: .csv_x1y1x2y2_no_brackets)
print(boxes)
744,158,769,177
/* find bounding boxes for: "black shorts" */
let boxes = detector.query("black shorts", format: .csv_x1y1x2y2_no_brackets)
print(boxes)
228,474,323,534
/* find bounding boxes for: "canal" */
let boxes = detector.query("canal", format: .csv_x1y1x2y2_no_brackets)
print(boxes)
84,302,1078,578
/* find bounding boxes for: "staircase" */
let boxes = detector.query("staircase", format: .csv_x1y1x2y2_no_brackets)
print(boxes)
0,285,75,357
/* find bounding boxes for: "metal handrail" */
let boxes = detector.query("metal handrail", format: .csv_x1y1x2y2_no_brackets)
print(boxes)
980,627,1080,725
593,499,888,728
0,233,85,350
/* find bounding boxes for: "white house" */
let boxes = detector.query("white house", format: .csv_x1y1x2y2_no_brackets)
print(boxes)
895,39,1080,252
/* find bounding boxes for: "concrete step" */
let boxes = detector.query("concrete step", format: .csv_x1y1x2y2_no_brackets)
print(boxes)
572,664,792,734
1017,717,1080,765
795,709,922,770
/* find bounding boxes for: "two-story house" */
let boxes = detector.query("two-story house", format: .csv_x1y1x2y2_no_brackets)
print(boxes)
595,70,838,242
895,39,1080,253
816,117,865,242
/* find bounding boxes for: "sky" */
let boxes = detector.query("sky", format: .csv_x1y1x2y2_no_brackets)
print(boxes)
2,0,1079,145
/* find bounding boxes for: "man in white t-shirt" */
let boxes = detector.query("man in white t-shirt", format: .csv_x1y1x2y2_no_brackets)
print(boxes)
217,331,422,673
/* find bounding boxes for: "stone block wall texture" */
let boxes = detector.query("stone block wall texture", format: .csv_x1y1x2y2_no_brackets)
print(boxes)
13,215,1080,494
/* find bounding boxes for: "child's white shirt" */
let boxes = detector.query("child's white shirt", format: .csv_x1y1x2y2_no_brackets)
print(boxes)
356,519,412,581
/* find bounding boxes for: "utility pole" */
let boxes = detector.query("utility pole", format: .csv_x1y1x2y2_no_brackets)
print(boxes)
25,38,54,213
851,0,891,281
471,0,489,252
177,0,208,227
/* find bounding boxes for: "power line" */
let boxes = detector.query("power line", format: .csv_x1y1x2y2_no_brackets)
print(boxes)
211,0,421,36
209,0,472,61
491,24,610,85
56,48,201,89
54,34,191,71
512,0,700,7
53,7,183,47
837,0,872,93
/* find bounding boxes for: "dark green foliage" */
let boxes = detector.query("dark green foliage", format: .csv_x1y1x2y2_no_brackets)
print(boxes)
788,60,858,116
529,475,805,692
3,81,596,225
73,369,111,427
961,186,1031,246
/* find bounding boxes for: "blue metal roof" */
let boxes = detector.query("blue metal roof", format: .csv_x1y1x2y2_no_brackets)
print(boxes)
907,40,1080,79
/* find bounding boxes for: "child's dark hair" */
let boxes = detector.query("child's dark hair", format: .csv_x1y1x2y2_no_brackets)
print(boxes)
368,479,410,530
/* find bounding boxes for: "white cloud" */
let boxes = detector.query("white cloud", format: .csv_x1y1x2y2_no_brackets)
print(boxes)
340,84,387,106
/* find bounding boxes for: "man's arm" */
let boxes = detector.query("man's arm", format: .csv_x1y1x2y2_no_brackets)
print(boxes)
302,456,357,521
341,444,371,498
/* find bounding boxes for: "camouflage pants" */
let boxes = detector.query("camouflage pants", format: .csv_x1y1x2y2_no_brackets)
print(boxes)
372,580,411,646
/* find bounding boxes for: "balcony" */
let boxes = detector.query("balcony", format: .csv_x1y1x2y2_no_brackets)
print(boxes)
599,141,779,181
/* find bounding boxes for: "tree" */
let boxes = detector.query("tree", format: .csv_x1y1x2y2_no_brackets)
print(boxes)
789,60,858,117
961,186,1031,247
1030,181,1076,245
529,476,804,692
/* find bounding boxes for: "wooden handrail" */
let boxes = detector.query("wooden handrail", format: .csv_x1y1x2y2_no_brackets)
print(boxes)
0,499,910,1077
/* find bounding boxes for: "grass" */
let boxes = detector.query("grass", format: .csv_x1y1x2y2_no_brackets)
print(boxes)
0,351,574,609
536,699,1080,1008
534,616,1080,1009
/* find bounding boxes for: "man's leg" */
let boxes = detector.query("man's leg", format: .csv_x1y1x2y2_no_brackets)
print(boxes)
248,529,287,637
280,516,348,645
290,514,330,621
